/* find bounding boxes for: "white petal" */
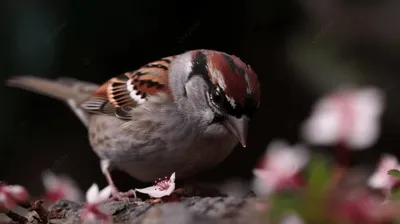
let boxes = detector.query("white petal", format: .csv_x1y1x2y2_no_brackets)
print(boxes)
253,169,280,186
380,154,399,168
251,175,274,197
348,117,380,150
252,169,277,184
169,172,176,182
367,154,400,189
301,111,340,146
65,186,84,202
8,185,26,195
41,171,58,190
86,183,99,203
265,141,309,176
283,144,310,175
266,140,289,154
252,169,265,179
98,185,112,202
63,177,84,202
353,87,385,117
265,140,290,166
368,172,391,189
136,185,172,198
164,182,176,196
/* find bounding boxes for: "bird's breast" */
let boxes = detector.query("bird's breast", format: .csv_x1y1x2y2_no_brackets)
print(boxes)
87,108,238,182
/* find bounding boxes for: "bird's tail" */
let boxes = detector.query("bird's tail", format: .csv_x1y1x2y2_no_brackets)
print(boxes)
6,75,99,127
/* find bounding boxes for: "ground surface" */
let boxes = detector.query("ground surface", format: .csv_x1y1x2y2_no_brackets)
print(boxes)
42,195,262,224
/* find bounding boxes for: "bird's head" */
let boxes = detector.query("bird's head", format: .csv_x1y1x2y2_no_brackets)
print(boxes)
169,49,261,147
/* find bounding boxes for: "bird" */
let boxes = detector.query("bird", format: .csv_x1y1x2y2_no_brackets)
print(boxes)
6,49,261,200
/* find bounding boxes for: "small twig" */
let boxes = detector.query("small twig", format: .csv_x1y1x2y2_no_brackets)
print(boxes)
20,200,49,223
5,210,28,224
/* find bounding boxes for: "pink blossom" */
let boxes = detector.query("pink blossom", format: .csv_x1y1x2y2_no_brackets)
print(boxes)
135,172,176,198
0,182,29,210
80,183,112,224
252,140,309,196
334,191,383,224
301,87,385,150
368,154,400,190
42,171,83,203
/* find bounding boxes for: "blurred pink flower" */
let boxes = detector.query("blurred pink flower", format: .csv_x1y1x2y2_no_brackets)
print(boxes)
42,171,84,203
334,191,383,224
301,87,385,150
80,183,112,224
368,154,400,190
135,172,176,198
0,182,29,210
252,140,309,196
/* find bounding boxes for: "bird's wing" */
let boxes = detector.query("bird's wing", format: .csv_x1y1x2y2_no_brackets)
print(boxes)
80,56,175,120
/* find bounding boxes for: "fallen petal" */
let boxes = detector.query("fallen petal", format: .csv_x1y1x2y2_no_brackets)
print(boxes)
98,185,112,202
86,184,100,203
136,186,172,198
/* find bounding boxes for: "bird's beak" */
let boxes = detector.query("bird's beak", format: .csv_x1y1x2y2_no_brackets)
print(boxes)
223,115,249,148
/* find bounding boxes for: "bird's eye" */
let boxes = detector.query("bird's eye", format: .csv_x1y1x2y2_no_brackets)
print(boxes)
211,87,225,106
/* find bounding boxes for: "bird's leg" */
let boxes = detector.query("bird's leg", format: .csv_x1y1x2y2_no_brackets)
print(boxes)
101,160,136,201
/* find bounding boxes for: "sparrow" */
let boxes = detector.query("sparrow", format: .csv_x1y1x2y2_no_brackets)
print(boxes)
6,49,261,200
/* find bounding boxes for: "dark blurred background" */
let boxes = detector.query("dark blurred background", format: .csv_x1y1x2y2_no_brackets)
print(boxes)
1,0,400,197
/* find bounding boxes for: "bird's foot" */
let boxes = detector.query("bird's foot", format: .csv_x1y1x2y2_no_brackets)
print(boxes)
101,160,137,202
110,189,136,202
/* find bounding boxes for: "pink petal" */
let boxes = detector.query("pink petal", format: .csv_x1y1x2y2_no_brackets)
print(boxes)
368,154,400,190
64,183,84,202
301,86,385,149
301,101,341,145
7,185,29,203
44,173,83,202
46,189,66,203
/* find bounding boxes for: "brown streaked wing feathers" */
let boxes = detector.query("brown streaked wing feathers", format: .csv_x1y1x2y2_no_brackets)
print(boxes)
79,56,174,119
